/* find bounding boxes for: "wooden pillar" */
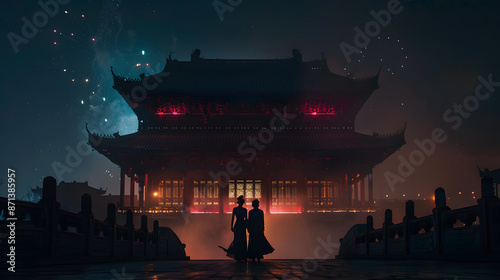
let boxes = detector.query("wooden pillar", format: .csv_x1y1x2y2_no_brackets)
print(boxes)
139,174,145,208
353,179,359,208
120,169,125,208
346,174,352,209
265,174,271,214
144,173,150,208
368,173,374,207
338,177,344,209
219,179,224,214
185,173,194,212
130,175,135,208
360,176,366,207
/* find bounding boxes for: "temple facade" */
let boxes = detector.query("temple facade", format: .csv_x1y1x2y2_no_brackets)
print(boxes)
88,49,405,214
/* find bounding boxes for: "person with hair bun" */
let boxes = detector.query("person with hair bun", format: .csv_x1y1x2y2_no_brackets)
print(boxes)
219,195,248,261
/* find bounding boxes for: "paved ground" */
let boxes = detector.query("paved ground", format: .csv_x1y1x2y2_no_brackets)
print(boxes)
5,259,500,280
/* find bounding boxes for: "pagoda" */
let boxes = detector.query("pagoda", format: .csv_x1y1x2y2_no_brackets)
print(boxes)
88,49,405,214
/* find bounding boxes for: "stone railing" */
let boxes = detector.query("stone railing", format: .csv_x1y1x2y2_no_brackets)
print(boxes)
0,176,189,267
338,177,500,260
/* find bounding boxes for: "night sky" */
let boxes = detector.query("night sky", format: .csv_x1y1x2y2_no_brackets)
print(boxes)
1,0,500,207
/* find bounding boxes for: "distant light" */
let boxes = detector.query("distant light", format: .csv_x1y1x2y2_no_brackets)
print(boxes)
385,194,389,198
85,78,89,82
154,192,158,197
63,69,67,72
64,10,68,14
71,33,74,36
71,79,75,82
459,192,462,195
403,194,406,197
91,38,95,41
81,14,85,18
53,42,57,45
136,63,141,67
141,50,145,55
472,191,475,195
417,194,420,197
102,97,106,101
104,119,108,122
53,29,57,33
81,100,84,104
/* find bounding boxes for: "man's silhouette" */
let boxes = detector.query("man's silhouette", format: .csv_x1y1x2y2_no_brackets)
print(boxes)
247,199,274,261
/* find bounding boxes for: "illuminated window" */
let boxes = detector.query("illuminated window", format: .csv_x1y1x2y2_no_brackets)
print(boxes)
157,180,184,208
306,180,339,209
271,180,298,207
228,180,261,206
193,180,219,212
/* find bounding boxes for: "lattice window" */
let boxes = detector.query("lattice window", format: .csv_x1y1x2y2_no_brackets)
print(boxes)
306,180,340,209
271,181,298,206
228,180,261,206
157,180,183,208
193,180,219,212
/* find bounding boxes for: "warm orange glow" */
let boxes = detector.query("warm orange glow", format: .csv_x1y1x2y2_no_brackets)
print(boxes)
154,192,158,197
432,195,435,201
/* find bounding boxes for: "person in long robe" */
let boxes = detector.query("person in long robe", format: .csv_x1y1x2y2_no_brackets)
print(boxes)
247,199,274,261
219,195,247,261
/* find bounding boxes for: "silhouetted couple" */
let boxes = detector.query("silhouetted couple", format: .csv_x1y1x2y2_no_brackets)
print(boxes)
219,196,274,261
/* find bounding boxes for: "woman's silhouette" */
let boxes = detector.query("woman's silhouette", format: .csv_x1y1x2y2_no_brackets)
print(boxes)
219,195,247,261
247,199,274,261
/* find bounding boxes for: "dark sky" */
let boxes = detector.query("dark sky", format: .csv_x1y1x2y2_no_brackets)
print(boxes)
1,0,500,207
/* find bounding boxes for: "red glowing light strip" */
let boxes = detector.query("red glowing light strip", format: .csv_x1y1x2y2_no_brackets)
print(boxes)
303,112,337,115
155,112,185,115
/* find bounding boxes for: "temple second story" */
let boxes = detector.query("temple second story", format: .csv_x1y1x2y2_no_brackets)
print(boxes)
110,49,381,130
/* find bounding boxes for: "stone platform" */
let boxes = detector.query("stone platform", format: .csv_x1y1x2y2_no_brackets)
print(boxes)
5,259,500,279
